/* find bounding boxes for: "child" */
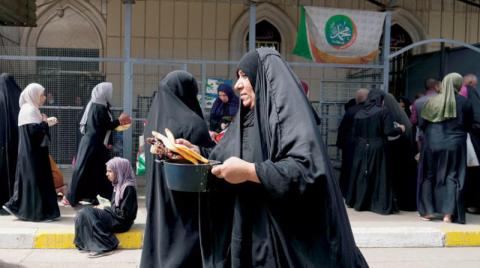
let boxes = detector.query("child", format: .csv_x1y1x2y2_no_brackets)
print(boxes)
73,157,137,257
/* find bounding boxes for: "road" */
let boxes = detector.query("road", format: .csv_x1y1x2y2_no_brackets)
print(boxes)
1,248,480,268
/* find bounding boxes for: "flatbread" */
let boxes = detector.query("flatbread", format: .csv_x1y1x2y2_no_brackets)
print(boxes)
115,123,131,132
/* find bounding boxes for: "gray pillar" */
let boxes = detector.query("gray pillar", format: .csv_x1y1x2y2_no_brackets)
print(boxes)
382,12,391,93
122,0,134,160
248,3,256,51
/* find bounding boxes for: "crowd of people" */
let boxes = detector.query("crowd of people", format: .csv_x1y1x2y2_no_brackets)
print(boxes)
337,73,480,224
2,46,480,266
0,75,137,257
140,48,367,267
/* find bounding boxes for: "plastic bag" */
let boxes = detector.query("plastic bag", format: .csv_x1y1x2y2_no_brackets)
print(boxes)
136,152,146,175
467,134,479,167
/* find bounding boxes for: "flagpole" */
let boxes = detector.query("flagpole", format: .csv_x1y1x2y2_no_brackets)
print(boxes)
382,11,391,93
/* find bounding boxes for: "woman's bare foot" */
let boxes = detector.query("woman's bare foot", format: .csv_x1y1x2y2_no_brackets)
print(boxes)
420,215,434,221
443,214,452,223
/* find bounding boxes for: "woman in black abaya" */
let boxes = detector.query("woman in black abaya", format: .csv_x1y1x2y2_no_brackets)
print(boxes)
3,83,60,221
346,89,405,215
139,71,215,268
0,74,21,215
65,82,131,207
74,157,137,257
419,73,473,223
384,93,418,211
179,48,367,267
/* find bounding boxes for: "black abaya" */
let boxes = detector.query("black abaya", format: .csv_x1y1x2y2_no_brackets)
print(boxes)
200,49,367,267
4,122,60,221
346,107,402,215
0,74,21,212
67,104,120,205
337,103,363,197
464,86,480,210
419,95,473,223
140,71,215,268
386,135,418,211
74,186,137,252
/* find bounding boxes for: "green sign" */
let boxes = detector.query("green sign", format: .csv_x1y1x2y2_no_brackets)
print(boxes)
325,15,356,49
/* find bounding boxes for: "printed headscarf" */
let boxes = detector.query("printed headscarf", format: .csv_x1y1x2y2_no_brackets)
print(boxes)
18,83,45,126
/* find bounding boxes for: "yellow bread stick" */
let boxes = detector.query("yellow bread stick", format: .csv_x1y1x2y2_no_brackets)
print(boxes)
176,144,209,164
177,151,199,165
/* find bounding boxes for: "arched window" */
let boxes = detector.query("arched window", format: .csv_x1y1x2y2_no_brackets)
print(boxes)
389,24,413,96
245,20,282,51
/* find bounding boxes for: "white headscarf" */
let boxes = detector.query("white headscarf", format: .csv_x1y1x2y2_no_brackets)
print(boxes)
18,83,45,126
79,82,113,134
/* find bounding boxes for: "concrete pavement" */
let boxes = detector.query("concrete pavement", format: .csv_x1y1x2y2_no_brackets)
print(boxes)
1,166,480,249
2,248,480,268
1,198,480,249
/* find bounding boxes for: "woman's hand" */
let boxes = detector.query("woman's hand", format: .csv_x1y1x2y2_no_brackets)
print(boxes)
209,131,218,142
175,138,200,154
118,113,132,125
211,157,259,184
398,124,406,133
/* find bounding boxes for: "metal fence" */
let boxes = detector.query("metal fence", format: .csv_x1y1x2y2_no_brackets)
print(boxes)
0,47,384,165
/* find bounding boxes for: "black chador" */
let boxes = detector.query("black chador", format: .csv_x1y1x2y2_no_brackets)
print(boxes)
200,48,368,267
0,74,21,215
346,89,403,215
140,71,215,268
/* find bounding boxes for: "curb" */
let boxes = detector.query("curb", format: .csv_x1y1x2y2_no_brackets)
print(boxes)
0,226,143,249
1,227,480,249
353,227,444,248
443,229,480,247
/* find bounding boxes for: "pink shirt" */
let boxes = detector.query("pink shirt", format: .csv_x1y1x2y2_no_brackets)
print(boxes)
459,85,468,98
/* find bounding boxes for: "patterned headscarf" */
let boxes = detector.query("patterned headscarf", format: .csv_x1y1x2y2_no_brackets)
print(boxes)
18,83,45,126
106,157,136,207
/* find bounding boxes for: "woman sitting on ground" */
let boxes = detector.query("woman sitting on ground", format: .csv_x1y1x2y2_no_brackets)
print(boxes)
74,157,137,257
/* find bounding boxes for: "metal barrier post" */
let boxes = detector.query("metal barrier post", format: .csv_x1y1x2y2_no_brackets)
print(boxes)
123,0,134,160
382,11,391,93
201,63,207,114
